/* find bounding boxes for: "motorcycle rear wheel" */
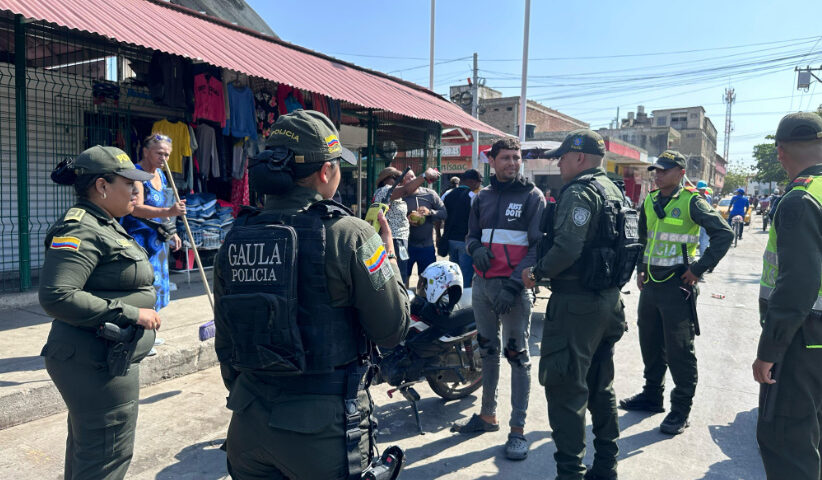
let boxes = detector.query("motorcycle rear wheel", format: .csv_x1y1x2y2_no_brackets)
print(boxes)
425,341,483,400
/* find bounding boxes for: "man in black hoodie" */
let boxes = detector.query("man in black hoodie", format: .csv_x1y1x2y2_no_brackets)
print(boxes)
452,137,545,461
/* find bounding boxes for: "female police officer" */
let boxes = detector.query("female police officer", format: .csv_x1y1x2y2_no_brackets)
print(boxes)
40,145,162,480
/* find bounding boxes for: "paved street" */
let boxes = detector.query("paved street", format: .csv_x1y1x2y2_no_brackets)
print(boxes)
0,215,771,479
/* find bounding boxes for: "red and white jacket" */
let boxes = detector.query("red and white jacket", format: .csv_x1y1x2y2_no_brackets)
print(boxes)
466,174,545,286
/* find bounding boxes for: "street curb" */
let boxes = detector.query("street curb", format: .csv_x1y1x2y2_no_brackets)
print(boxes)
0,338,219,430
0,291,38,310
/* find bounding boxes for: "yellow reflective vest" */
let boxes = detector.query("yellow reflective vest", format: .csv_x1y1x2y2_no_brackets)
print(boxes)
642,187,701,282
760,175,822,312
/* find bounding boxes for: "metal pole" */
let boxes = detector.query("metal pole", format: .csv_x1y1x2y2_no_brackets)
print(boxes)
518,0,531,175
423,141,428,171
519,0,530,145
356,149,362,216
367,111,376,201
472,52,479,170
15,15,30,291
436,125,442,192
429,0,436,90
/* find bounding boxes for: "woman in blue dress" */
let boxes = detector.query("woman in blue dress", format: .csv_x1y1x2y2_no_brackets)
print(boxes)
122,134,186,315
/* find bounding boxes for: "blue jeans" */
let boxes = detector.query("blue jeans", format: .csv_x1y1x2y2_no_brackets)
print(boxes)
406,245,436,281
448,240,474,288
393,238,409,286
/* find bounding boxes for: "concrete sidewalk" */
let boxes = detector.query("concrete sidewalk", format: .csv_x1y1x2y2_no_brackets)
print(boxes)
0,274,218,430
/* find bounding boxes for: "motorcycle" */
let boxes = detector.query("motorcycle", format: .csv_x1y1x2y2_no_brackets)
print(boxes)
372,261,482,434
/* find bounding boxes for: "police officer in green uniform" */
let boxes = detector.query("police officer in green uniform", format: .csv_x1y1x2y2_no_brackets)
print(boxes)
213,110,410,480
39,146,160,480
619,150,733,435
753,112,822,480
523,129,628,480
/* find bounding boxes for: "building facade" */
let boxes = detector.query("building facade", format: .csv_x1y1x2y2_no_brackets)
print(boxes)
599,105,724,189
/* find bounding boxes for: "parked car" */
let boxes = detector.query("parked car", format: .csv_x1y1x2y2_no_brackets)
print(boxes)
717,197,752,225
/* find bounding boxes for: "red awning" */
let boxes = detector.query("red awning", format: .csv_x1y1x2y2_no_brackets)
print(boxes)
1,0,505,136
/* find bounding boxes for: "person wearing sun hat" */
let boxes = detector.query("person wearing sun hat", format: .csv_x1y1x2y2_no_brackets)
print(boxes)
40,145,161,479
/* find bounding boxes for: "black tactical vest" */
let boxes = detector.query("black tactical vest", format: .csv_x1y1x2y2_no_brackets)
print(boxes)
558,174,642,290
217,200,363,375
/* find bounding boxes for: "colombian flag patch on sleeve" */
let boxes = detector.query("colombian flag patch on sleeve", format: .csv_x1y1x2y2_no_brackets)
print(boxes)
50,236,81,250
357,234,394,290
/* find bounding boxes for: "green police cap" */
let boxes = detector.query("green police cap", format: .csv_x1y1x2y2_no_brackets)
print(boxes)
74,145,153,181
775,112,822,146
264,109,355,165
544,129,606,159
647,150,687,171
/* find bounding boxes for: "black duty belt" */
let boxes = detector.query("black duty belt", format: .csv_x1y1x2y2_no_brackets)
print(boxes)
550,278,595,293
256,368,350,395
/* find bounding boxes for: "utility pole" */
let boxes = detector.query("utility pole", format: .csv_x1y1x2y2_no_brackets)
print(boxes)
518,0,531,175
472,52,479,169
723,87,736,164
429,0,435,90
518,0,530,144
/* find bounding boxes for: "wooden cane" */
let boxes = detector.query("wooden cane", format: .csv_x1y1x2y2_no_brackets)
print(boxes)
162,161,214,309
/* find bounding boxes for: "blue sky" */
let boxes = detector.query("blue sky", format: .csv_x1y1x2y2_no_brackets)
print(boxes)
249,0,822,168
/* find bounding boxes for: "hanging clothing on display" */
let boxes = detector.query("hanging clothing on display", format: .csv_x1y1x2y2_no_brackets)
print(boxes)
176,125,198,191
311,93,330,117
148,52,191,110
195,123,220,180
276,84,305,114
230,169,249,216
327,98,341,127
223,84,258,139
193,73,226,127
254,89,278,138
231,138,248,180
152,119,192,174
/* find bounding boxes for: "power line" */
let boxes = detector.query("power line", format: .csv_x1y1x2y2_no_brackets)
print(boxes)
386,56,471,74
480,35,822,62
479,39,818,81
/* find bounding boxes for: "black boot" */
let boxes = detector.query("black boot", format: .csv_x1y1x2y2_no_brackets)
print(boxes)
584,469,617,480
618,391,664,413
659,411,690,435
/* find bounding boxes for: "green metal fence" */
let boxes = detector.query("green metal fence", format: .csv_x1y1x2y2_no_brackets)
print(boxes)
0,13,159,291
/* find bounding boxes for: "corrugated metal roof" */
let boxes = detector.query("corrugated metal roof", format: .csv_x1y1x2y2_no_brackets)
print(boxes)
0,0,505,136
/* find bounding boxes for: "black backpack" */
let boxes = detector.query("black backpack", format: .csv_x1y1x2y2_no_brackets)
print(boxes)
537,176,642,290
579,177,642,290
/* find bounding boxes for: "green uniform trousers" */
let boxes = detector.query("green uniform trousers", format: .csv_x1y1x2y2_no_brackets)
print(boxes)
540,288,626,480
757,315,822,480
225,374,372,480
44,340,140,480
637,279,697,414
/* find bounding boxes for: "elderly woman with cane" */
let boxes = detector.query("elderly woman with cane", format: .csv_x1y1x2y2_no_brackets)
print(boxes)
121,134,186,352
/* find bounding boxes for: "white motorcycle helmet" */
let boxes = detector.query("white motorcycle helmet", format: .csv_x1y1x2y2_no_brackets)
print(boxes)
416,260,463,310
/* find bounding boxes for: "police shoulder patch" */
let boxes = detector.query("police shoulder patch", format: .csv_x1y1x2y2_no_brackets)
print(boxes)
64,208,86,222
51,236,81,251
357,233,394,290
572,206,591,226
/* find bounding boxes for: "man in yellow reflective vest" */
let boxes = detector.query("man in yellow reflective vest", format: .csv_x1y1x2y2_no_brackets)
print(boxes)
620,150,733,435
753,112,822,480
